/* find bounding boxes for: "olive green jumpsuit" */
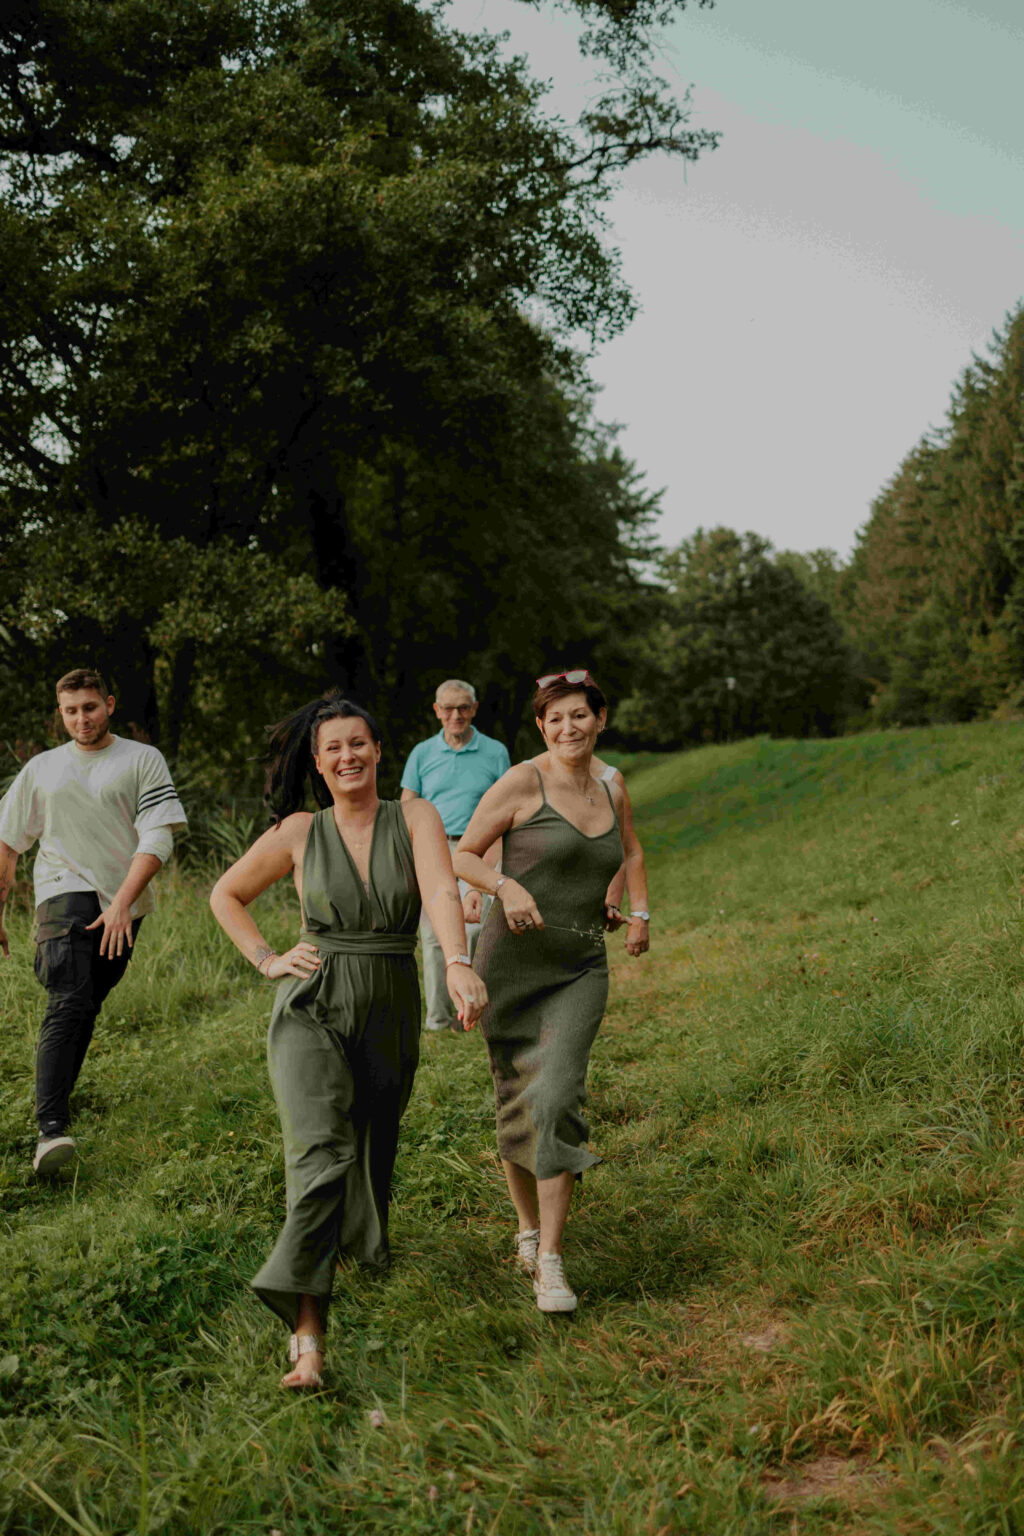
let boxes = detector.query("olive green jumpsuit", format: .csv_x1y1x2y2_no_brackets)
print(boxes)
252,801,421,1330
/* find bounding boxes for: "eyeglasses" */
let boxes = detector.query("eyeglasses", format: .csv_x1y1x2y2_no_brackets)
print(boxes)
536,669,590,689
437,704,473,715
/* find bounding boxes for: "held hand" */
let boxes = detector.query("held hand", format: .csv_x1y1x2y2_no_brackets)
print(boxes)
265,942,322,980
86,901,134,959
445,963,488,1030
499,879,545,935
625,917,650,957
463,890,483,925
604,903,625,932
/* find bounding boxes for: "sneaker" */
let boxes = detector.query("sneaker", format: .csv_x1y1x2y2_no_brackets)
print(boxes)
514,1227,540,1275
423,1018,451,1032
533,1251,577,1313
33,1133,75,1177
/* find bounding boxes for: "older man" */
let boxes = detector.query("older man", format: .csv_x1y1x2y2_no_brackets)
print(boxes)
401,678,509,1031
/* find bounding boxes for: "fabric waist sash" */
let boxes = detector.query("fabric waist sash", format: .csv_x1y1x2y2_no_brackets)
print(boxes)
300,928,418,956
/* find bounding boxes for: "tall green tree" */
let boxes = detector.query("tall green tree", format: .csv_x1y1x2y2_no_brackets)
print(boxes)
616,528,853,747
841,306,1024,725
0,0,716,771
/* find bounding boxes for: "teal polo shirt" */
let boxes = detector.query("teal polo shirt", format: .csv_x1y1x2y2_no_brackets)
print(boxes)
400,728,511,836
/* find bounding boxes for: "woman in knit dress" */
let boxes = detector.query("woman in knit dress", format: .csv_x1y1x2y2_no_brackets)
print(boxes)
453,670,649,1314
211,692,487,1388
541,751,650,955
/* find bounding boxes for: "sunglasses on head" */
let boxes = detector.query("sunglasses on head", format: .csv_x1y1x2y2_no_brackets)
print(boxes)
536,669,590,689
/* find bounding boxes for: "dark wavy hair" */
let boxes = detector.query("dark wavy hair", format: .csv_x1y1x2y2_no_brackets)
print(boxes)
532,669,608,724
263,689,381,825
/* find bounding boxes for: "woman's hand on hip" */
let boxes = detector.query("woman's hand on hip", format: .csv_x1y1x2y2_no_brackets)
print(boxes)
499,879,544,935
265,942,322,980
445,963,488,1030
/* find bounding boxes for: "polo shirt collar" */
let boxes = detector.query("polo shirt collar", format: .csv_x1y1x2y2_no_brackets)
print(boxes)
437,727,480,753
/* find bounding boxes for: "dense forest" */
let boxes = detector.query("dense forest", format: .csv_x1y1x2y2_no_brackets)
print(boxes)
0,0,716,785
615,305,1024,749
840,306,1024,727
2,4,1021,790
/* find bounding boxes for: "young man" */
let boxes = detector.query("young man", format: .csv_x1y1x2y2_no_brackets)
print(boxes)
401,679,509,1031
0,668,187,1174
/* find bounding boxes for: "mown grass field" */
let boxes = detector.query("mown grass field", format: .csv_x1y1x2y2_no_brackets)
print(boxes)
4,723,1024,1534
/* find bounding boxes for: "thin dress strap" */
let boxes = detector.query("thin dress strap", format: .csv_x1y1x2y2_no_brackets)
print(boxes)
532,763,548,803
599,776,616,814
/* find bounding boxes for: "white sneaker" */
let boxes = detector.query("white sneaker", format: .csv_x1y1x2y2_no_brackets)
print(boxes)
533,1251,577,1313
33,1134,75,1176
514,1227,540,1275
423,1018,450,1032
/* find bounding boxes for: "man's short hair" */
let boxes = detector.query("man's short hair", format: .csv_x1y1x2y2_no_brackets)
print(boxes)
435,678,477,703
56,667,109,699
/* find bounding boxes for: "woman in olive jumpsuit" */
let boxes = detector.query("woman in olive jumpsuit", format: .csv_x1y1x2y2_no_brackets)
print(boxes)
211,692,487,1388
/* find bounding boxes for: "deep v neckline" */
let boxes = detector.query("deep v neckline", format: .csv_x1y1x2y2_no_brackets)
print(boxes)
330,803,383,912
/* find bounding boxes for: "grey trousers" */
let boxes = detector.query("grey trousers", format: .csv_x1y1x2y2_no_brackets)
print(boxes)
420,878,491,1028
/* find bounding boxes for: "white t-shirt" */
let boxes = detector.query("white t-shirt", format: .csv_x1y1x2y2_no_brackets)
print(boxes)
0,736,187,915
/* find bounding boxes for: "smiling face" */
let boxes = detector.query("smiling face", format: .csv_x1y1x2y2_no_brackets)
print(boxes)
58,687,116,752
537,690,607,761
433,686,477,746
313,713,381,799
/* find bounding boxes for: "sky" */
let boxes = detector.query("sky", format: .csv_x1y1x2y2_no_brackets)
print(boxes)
446,0,1024,558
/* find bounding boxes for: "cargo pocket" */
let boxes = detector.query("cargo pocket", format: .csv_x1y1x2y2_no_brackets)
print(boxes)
33,920,78,990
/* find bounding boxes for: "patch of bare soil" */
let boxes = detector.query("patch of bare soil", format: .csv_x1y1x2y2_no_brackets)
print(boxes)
737,1321,789,1354
761,1455,889,1506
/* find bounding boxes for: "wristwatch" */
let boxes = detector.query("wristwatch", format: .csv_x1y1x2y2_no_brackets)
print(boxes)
445,952,472,967
628,910,650,922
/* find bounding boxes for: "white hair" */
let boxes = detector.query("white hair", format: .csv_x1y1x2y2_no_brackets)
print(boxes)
435,678,477,703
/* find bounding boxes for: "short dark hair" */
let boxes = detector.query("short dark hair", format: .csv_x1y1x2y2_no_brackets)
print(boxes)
56,668,109,699
533,670,608,722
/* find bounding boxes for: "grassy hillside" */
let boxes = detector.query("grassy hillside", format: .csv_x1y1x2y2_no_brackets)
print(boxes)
3,724,1024,1533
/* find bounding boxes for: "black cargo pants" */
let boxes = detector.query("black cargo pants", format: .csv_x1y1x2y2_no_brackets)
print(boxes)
34,891,143,1136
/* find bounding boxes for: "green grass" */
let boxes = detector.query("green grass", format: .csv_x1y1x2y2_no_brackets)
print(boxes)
4,723,1024,1532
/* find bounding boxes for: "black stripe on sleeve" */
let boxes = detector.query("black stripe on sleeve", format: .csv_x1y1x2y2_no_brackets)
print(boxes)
135,789,183,818
137,783,176,810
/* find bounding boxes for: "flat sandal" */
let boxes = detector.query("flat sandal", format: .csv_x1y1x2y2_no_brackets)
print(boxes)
284,1331,325,1389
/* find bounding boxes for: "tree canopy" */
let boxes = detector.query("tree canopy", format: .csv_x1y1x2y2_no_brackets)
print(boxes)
616,528,853,747
0,0,719,780
840,305,1024,726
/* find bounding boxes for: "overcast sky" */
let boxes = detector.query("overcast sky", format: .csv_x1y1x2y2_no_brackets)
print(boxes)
447,0,1024,558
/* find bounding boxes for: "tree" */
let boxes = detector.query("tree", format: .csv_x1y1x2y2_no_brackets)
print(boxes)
0,0,717,774
841,306,1024,725
616,528,853,747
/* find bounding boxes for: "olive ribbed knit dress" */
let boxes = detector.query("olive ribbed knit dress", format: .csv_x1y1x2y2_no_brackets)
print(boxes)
252,801,421,1330
474,769,623,1180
